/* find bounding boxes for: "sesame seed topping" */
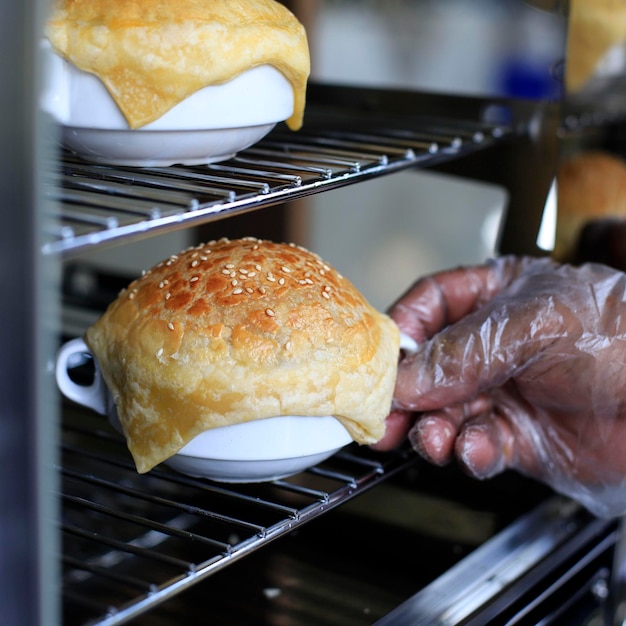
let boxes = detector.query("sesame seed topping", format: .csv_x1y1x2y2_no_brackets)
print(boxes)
265,308,276,317
248,271,256,278
225,263,235,269
281,266,291,273
259,287,267,295
278,278,285,285
165,292,171,300
156,347,164,358
221,269,230,275
239,268,249,275
158,281,165,289
233,288,243,295
255,264,262,271
190,276,199,283
168,322,175,331
267,274,276,283
230,271,236,278
245,287,254,293
191,260,199,268
322,291,330,299
128,292,135,300
298,280,307,285
231,279,238,286
323,285,331,292
305,278,314,284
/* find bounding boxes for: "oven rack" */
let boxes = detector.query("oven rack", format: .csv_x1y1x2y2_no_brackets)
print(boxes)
43,109,512,257
60,407,420,626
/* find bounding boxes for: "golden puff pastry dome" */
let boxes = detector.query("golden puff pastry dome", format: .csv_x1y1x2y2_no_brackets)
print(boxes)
45,0,310,130
84,238,401,473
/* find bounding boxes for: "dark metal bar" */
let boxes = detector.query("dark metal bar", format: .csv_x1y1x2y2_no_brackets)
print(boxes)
61,467,268,535
61,493,233,551
62,524,195,570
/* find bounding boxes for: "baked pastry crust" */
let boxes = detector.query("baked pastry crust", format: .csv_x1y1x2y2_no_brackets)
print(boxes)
45,0,310,130
555,151,626,261
566,0,626,93
85,238,401,473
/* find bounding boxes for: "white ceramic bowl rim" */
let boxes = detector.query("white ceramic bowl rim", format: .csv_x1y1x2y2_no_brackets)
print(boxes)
39,40,295,166
177,415,352,461
40,40,295,131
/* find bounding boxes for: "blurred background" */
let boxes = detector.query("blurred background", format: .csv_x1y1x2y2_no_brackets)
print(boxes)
305,0,565,310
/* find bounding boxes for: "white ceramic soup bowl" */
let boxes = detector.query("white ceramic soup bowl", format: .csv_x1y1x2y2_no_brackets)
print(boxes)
55,337,352,483
39,40,294,166
55,333,418,482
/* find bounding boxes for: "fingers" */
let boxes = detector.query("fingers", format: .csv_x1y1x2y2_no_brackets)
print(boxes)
388,261,515,343
409,414,457,465
393,288,572,414
372,395,491,454
393,322,498,412
454,413,515,479
409,408,517,479
406,395,493,464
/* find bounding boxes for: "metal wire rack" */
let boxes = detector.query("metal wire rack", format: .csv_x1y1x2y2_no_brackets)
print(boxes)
43,109,512,257
61,407,419,625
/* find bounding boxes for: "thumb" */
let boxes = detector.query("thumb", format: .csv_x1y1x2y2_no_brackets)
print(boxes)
393,296,564,412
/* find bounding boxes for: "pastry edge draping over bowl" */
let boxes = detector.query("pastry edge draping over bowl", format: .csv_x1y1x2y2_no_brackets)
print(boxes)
55,238,415,482
55,339,353,483
40,0,310,165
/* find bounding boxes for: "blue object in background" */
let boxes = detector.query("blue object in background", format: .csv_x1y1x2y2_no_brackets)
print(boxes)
497,56,563,101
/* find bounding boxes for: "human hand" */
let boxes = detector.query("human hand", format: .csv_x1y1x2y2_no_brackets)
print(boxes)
374,256,626,518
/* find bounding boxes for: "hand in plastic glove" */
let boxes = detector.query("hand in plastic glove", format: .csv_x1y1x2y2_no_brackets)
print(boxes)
373,256,626,518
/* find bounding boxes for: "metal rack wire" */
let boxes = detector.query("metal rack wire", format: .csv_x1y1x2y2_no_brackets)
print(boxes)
43,111,512,257
61,408,419,625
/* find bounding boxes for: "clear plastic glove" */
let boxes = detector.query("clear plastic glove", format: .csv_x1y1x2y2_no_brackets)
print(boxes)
373,256,626,519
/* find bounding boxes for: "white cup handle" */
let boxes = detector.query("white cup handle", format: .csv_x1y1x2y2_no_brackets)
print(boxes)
399,332,418,355
55,337,107,415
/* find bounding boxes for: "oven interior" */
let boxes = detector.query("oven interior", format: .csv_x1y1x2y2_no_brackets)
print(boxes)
51,77,624,625
11,1,626,625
